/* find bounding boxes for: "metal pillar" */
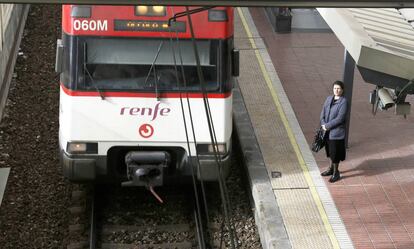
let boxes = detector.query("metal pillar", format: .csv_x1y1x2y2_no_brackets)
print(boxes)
342,49,355,148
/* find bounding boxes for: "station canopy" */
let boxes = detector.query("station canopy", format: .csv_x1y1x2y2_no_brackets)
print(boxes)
319,8,414,86
1,0,414,7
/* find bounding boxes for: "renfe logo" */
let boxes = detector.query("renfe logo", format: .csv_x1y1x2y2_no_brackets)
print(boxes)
120,102,171,121
139,124,154,138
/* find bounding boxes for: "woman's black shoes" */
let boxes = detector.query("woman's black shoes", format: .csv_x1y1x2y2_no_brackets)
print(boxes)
321,165,333,176
321,163,341,182
329,163,340,183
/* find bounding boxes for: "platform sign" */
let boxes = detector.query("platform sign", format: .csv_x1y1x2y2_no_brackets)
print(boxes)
0,0,413,7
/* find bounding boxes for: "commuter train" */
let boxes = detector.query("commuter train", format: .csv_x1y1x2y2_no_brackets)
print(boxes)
55,5,239,187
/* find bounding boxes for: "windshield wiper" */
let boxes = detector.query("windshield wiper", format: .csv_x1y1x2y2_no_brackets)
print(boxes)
144,41,164,100
83,66,105,100
83,43,105,100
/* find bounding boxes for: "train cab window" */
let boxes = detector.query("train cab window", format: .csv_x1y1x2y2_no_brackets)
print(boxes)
78,38,220,92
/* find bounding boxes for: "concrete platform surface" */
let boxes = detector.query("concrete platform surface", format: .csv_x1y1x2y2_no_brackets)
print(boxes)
234,7,353,249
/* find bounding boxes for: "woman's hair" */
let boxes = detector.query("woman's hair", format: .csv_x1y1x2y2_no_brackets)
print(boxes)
333,80,344,90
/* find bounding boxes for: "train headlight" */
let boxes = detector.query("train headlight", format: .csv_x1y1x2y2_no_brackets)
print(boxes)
152,6,165,14
136,6,148,15
208,9,228,22
197,143,227,155
71,5,91,18
135,5,166,16
67,142,98,154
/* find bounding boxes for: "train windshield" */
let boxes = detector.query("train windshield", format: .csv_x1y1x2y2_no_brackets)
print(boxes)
78,37,219,92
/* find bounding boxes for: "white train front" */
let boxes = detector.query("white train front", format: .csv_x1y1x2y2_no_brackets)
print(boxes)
56,5,238,186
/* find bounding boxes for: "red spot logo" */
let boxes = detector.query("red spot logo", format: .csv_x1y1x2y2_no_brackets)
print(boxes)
139,124,154,138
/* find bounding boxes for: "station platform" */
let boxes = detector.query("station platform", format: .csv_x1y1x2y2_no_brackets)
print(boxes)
234,7,414,249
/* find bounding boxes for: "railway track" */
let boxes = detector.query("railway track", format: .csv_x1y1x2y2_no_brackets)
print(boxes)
67,184,221,249
65,139,261,249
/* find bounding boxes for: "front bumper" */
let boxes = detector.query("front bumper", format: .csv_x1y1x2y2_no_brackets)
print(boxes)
60,149,232,183
193,153,231,181
60,151,106,182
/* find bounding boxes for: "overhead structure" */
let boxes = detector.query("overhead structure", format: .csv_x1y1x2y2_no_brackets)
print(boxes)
318,8,414,115
318,8,414,88
1,0,414,7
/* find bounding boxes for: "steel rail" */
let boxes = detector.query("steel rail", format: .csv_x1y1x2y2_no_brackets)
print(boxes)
0,0,414,7
89,186,97,249
194,203,208,249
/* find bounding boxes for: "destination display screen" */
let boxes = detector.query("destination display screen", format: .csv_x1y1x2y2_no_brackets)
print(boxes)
114,20,186,32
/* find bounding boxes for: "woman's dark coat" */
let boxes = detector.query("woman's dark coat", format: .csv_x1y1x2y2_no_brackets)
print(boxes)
320,95,348,140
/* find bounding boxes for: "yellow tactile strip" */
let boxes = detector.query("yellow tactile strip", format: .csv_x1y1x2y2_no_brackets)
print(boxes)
235,36,308,190
235,14,308,189
235,8,336,249
275,189,333,248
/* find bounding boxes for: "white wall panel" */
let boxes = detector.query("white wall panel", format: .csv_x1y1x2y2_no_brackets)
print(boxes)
0,4,14,51
1,4,13,24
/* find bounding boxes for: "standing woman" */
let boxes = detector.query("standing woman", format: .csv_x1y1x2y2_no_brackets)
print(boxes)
320,81,348,183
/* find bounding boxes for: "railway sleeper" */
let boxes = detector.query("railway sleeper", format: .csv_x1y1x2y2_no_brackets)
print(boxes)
68,206,86,215
100,242,194,249
71,190,86,201
101,224,191,235
67,241,89,249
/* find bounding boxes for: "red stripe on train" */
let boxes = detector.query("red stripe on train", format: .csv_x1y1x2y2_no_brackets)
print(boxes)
60,84,231,99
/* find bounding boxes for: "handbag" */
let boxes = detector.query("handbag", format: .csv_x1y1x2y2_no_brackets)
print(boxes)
311,127,327,152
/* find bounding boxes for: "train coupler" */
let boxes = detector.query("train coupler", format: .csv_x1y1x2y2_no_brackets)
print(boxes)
121,151,170,187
